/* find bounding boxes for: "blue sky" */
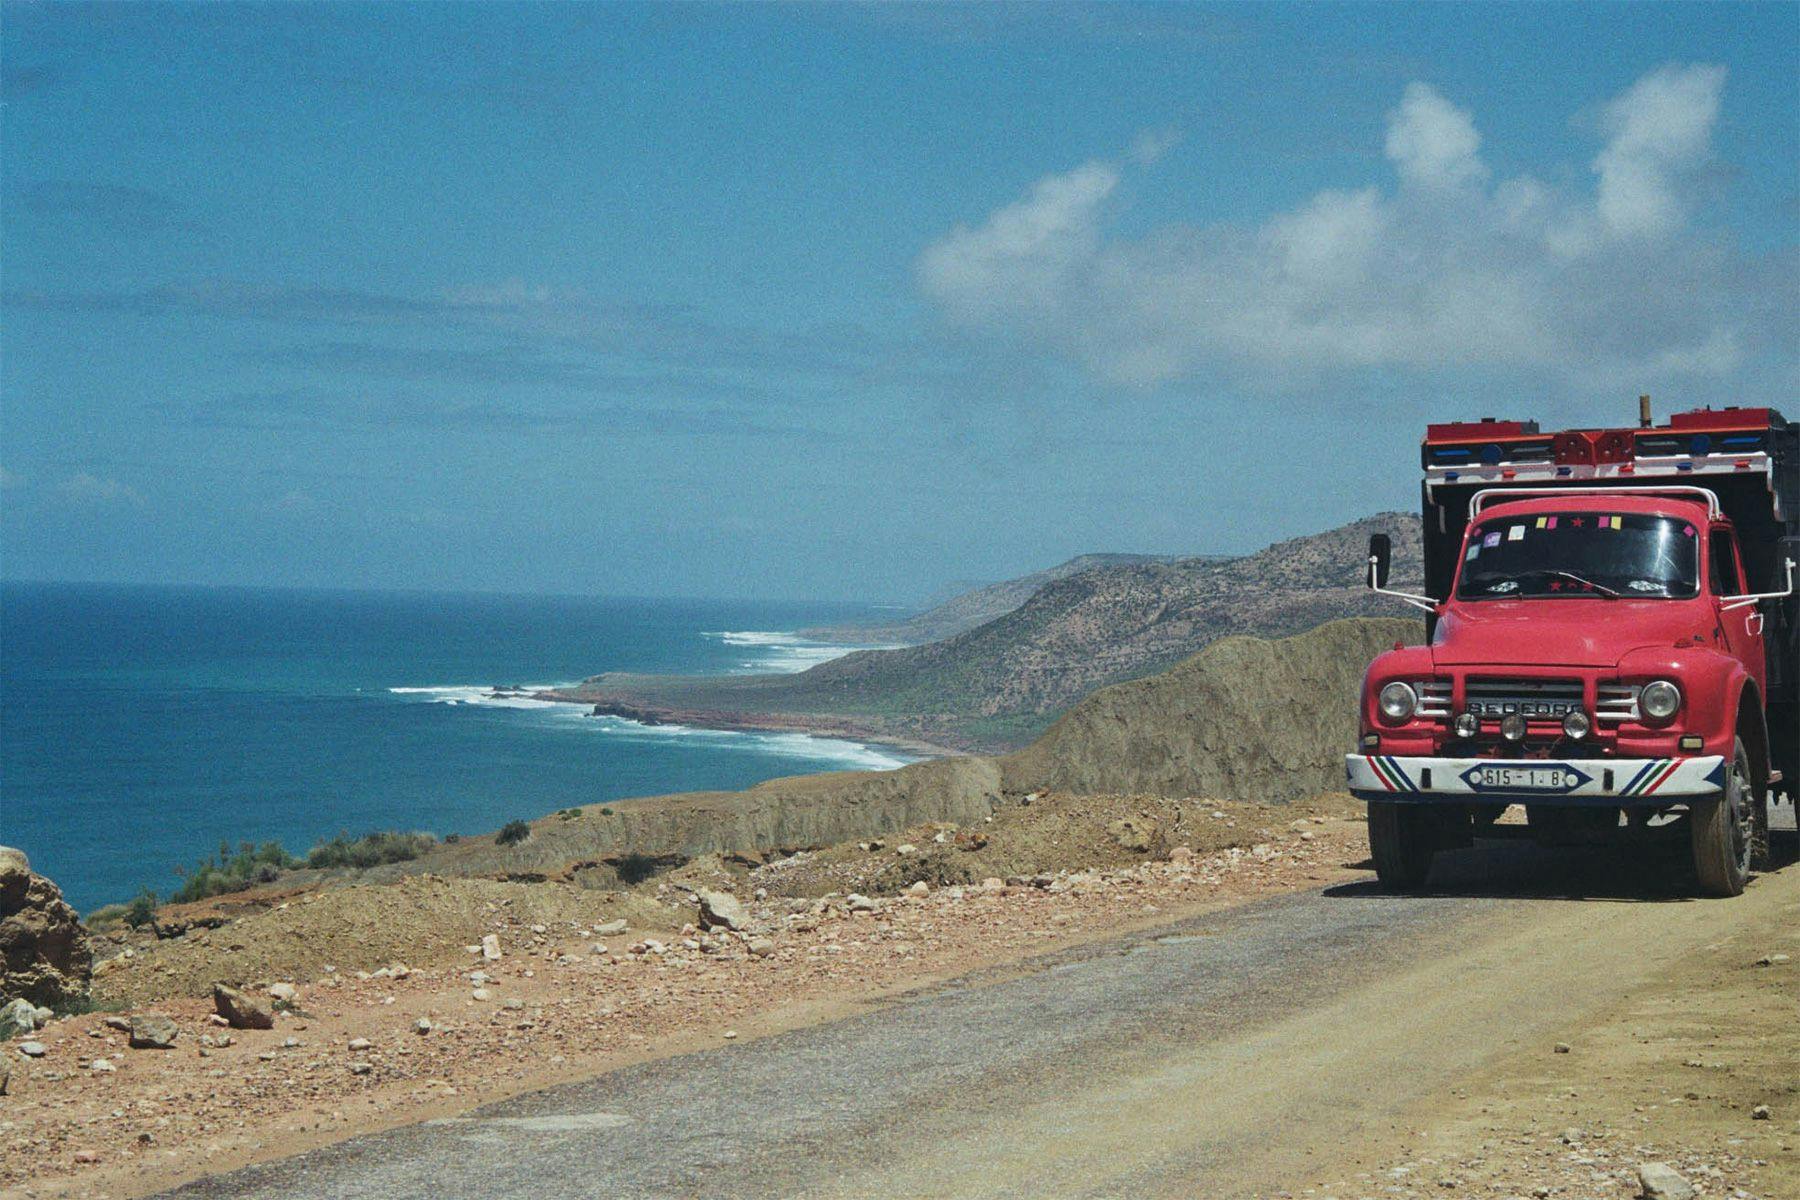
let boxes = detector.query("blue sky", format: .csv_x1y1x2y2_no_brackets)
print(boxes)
3,1,1795,601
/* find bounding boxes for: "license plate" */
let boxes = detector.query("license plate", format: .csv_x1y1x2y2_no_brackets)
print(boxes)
1464,764,1585,793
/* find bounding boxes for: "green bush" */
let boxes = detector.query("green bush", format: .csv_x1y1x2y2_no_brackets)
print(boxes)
495,820,531,846
124,889,158,929
305,831,436,870
614,851,661,885
170,841,296,904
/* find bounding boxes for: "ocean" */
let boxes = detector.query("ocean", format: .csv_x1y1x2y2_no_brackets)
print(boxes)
0,582,910,912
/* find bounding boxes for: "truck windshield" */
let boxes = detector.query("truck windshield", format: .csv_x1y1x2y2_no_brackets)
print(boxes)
1456,512,1699,600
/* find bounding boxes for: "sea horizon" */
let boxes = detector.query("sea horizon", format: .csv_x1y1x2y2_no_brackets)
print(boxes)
1,580,915,911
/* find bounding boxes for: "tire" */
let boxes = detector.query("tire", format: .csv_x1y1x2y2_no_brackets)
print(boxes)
1369,801,1435,891
1691,737,1756,897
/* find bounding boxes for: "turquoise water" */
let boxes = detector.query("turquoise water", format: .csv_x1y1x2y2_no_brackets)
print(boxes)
0,583,907,911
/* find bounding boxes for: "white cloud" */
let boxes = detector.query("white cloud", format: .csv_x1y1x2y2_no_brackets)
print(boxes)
59,472,142,506
1385,82,1488,192
1593,64,1726,240
918,65,1774,390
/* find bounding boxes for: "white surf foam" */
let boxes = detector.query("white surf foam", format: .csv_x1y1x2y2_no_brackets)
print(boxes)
388,683,913,771
581,713,912,770
387,685,565,710
705,630,891,674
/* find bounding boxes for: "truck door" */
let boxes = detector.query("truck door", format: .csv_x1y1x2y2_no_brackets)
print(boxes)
1710,527,1766,688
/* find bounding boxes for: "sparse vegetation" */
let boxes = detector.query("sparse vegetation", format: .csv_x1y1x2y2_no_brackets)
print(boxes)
496,820,532,846
305,831,436,870
444,833,461,844
170,841,296,904
557,807,583,821
614,851,661,885
124,889,158,929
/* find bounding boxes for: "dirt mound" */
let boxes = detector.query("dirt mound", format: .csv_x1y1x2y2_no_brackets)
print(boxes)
0,847,92,1008
1001,617,1422,804
367,756,1004,885
751,791,1363,899
93,875,674,1006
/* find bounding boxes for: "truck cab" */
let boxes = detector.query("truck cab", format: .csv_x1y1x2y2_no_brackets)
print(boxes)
1350,405,1799,896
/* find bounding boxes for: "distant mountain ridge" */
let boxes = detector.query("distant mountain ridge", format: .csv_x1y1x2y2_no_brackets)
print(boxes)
545,512,1423,753
802,553,1187,645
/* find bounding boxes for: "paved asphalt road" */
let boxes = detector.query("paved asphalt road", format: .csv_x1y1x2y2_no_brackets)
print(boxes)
161,835,1800,1200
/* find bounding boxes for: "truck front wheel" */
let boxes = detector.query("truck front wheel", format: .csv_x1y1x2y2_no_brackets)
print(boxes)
1691,737,1756,897
1369,801,1436,891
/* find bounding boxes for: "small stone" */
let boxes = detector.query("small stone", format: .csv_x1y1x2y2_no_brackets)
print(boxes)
846,894,877,912
1553,1042,1572,1054
349,1061,372,1076
128,1013,179,1050
102,1016,131,1033
73,1149,100,1164
268,982,300,1004
1752,1104,1771,1120
471,988,491,1002
1170,846,1194,863
414,1019,432,1034
907,881,930,896
347,1037,372,1052
594,919,627,936
89,1058,116,1073
748,936,775,958
1635,1162,1696,1200
896,844,917,856
502,998,525,1011
1754,953,1790,966
723,1030,738,1039
481,934,502,960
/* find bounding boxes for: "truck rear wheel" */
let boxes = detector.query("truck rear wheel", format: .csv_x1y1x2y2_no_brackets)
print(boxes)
1368,801,1435,891
1691,737,1755,897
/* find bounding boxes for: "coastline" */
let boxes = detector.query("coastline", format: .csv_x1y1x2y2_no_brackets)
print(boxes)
529,688,961,761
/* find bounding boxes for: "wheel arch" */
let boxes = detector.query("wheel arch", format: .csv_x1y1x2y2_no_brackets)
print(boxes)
1734,678,1771,797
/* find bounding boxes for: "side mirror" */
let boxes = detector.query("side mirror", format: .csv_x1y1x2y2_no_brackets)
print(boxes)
1368,533,1392,590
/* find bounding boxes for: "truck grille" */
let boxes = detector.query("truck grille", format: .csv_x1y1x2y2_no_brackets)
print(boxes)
1416,682,1453,718
1595,684,1641,723
1464,678,1583,719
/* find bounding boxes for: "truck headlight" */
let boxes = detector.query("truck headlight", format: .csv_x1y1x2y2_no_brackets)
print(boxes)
1640,680,1681,720
1562,711,1591,740
1378,682,1418,722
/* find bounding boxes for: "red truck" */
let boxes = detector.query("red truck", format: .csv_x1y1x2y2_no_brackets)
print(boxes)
1350,402,1799,896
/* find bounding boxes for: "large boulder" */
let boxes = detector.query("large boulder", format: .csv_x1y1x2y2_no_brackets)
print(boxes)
0,847,93,1010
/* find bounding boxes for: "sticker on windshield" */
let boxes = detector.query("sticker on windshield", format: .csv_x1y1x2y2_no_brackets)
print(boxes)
1465,543,1480,560
1508,525,1525,541
1483,531,1500,548
1534,515,1558,529
1602,516,1622,530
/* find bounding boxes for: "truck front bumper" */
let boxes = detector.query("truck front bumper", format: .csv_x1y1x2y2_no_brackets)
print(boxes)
1345,754,1726,806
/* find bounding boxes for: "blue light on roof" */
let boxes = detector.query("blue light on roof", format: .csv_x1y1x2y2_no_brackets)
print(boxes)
1689,434,1712,455
1676,461,1693,471
1480,443,1503,465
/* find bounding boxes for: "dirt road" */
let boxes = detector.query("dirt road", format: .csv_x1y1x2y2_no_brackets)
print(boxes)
157,843,1800,1199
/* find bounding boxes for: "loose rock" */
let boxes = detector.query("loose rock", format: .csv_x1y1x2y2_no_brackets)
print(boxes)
127,1012,179,1050
1635,1162,1696,1200
213,983,275,1030
696,890,748,932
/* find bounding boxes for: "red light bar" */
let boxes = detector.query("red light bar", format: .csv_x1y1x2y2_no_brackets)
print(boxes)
1665,406,1774,432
